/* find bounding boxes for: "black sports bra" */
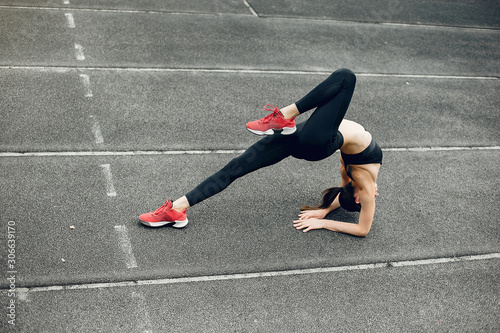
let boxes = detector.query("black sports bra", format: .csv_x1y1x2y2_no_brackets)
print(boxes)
341,138,383,180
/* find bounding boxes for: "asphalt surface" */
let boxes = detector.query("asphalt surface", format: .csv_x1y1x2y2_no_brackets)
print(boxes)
1,1,499,332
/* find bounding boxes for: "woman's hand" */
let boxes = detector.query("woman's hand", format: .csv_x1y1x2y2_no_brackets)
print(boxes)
294,209,328,232
298,208,329,221
293,218,325,233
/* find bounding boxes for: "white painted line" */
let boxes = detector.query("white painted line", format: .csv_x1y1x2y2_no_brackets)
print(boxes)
0,66,497,80
64,13,75,28
383,146,500,152
379,21,496,33
74,43,85,61
79,74,93,97
356,73,500,80
114,225,138,268
390,253,500,267
1,146,499,158
90,115,104,144
242,0,259,17
138,263,389,286
0,4,497,32
131,292,154,333
0,5,216,16
100,164,117,197
17,288,29,302
15,252,500,293
0,150,246,157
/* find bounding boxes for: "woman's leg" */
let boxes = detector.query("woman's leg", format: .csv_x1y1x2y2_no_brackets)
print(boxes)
292,68,356,160
154,69,356,213
183,133,296,207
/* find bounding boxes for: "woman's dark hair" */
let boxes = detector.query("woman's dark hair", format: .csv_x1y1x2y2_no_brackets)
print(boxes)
301,182,361,212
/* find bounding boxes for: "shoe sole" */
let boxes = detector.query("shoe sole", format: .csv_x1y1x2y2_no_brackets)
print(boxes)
140,218,188,228
247,125,296,136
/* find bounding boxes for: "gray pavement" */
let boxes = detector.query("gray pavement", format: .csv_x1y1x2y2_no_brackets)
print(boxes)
2,7,499,75
1,70,499,151
1,1,499,332
16,260,500,332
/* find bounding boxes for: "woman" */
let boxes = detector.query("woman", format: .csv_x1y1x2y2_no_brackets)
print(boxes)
139,68,382,237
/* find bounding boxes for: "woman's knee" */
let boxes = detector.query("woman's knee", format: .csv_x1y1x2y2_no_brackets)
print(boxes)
334,68,356,86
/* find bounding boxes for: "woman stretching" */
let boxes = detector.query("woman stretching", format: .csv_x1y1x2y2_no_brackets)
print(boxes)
139,68,382,237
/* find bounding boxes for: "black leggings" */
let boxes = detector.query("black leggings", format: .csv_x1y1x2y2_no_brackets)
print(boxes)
186,68,356,206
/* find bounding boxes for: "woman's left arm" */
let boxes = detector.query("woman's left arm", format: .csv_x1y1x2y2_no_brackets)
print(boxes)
293,215,372,237
354,187,376,236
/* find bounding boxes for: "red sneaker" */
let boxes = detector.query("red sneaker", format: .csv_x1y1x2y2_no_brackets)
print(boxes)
246,104,296,135
139,200,188,228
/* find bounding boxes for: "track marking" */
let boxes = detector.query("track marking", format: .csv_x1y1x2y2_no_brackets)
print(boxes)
17,288,29,302
114,225,138,268
64,13,75,28
131,292,153,333
0,150,245,157
1,66,498,80
89,115,104,144
12,252,500,293
0,5,218,17
357,73,498,80
242,0,258,17
79,74,93,97
0,66,497,80
389,253,500,267
74,43,85,61
0,5,498,32
383,146,500,152
0,146,499,158
100,164,117,197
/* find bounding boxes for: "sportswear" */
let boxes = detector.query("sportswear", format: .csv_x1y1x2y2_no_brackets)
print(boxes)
139,200,188,228
341,138,383,180
185,69,357,206
246,104,296,135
